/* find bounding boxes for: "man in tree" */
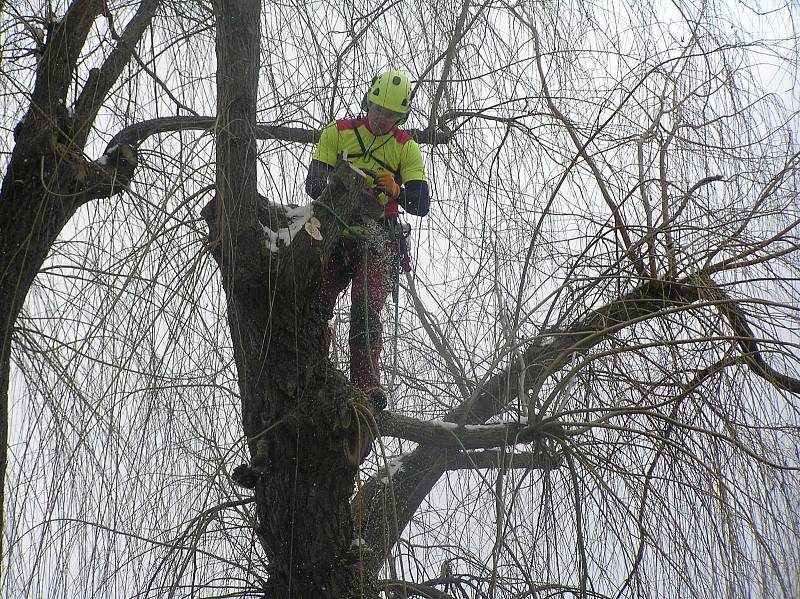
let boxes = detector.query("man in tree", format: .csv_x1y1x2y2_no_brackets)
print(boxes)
305,70,430,410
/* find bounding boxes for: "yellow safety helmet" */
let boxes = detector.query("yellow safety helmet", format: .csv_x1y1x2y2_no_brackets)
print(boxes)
362,70,413,120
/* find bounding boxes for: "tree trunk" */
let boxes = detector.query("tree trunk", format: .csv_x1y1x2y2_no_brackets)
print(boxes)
211,2,378,596
0,119,136,560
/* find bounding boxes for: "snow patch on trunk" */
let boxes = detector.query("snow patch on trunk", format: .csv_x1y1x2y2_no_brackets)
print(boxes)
264,203,314,252
380,454,407,484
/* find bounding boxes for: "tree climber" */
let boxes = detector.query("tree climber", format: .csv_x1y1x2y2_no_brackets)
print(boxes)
305,70,430,410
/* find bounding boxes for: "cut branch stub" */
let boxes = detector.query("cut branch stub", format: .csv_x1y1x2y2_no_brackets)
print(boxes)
277,160,366,299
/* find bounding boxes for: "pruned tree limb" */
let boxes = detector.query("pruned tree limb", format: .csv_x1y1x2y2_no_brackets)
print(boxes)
281,161,365,298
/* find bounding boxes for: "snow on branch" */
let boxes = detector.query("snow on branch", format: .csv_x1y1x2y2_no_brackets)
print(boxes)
374,411,565,450
262,204,316,253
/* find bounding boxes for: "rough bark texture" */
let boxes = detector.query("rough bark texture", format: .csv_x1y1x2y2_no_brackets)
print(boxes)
209,2,378,596
203,169,373,597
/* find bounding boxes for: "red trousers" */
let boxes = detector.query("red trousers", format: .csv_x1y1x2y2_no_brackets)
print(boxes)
313,235,399,390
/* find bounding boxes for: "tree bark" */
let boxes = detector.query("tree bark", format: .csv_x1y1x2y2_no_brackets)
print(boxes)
210,2,378,596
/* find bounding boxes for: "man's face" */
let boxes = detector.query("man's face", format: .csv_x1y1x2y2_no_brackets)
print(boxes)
367,102,404,134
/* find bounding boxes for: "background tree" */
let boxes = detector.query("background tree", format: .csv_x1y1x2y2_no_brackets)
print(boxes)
2,0,799,598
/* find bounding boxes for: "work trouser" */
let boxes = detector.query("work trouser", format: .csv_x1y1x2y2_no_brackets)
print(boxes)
312,229,400,390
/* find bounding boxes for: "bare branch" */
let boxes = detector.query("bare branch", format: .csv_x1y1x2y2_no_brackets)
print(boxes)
524,11,647,278
698,275,800,394
72,0,161,148
375,411,565,449
379,579,458,599
443,448,562,471
106,116,452,152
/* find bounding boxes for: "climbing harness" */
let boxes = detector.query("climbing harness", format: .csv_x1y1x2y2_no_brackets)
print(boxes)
350,123,401,180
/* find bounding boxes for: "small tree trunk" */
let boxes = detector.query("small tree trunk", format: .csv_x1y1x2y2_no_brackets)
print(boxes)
0,0,149,555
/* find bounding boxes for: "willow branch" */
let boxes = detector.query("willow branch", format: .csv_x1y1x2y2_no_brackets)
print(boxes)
375,411,566,450
699,275,800,394
443,448,562,471
378,580,457,599
106,116,452,152
72,0,161,148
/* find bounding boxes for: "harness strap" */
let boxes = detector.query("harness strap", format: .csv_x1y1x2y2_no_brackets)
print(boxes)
351,121,402,179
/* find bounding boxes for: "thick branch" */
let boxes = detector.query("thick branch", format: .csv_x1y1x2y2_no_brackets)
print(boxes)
700,276,800,394
443,448,562,471
106,116,452,151
375,411,565,449
379,580,457,599
72,0,161,148
84,144,139,199
454,279,692,425
0,0,105,557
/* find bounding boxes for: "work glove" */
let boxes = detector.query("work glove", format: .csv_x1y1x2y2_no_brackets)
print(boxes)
360,191,384,220
374,171,401,200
